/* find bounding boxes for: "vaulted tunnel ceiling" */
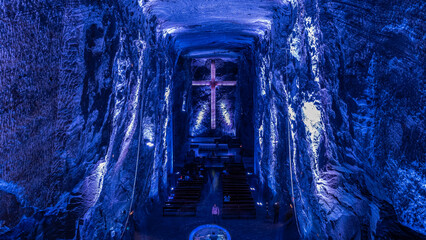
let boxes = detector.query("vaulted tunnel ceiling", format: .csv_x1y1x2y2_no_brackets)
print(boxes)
145,0,280,58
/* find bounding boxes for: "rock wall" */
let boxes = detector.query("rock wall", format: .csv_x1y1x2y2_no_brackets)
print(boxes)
0,0,176,238
254,0,425,239
0,0,424,239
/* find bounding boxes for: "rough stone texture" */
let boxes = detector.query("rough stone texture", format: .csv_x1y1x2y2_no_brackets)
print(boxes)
0,0,424,239
0,0,175,238
254,0,425,239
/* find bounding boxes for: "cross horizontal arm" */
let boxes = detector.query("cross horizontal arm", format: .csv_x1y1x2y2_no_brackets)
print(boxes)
216,81,237,86
192,81,211,86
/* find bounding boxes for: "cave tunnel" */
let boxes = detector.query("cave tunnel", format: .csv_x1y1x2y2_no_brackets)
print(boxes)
0,0,425,239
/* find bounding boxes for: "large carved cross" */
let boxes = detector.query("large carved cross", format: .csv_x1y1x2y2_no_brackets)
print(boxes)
192,60,237,129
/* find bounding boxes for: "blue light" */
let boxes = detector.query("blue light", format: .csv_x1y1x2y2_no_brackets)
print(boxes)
182,90,187,112
189,224,231,240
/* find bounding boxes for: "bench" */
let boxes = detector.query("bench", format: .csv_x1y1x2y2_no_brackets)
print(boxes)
221,162,256,219
163,204,197,216
164,172,204,217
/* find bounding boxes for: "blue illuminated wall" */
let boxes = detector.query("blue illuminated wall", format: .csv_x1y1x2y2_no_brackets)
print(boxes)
1,0,424,239
0,1,178,238
253,1,426,239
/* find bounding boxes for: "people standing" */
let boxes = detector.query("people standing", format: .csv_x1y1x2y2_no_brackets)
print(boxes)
239,147,244,163
212,204,220,224
273,202,280,224
224,194,231,202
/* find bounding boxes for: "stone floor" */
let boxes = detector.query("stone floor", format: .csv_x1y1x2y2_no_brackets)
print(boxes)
135,169,300,240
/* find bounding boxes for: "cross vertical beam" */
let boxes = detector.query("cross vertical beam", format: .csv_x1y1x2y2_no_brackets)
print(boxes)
211,82,216,129
211,60,216,129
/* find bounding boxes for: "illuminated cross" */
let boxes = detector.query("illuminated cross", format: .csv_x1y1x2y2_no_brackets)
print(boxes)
192,60,237,129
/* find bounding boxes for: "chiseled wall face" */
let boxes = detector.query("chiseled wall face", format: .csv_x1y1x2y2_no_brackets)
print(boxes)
0,0,424,239
253,0,425,238
0,0,175,238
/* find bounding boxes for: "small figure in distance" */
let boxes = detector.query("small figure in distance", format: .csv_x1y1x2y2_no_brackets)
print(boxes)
224,194,231,202
273,201,280,224
212,204,220,224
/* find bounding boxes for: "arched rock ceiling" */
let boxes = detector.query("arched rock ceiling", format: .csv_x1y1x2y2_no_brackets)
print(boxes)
145,0,280,58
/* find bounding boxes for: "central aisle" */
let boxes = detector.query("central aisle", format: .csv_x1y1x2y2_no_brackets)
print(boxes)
135,168,300,240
